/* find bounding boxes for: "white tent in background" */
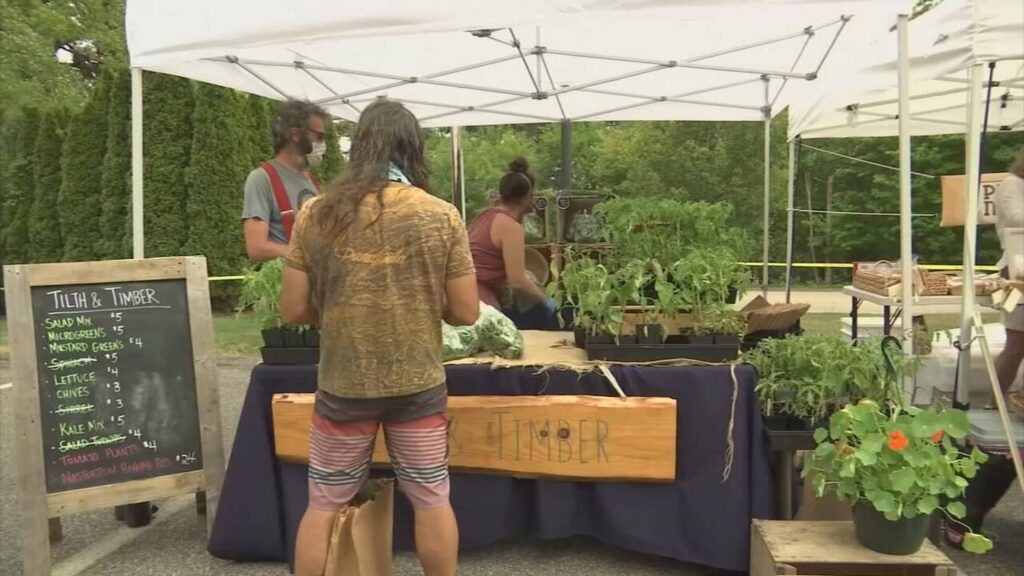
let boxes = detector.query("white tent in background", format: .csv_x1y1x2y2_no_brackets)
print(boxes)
785,0,1024,491
125,0,913,296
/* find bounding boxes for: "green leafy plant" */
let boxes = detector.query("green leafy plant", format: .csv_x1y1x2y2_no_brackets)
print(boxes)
695,305,747,337
807,401,993,554
236,259,285,330
549,250,625,339
671,247,750,315
743,335,916,422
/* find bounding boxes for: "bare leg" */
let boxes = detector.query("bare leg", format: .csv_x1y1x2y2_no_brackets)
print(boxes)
414,504,459,576
294,508,336,576
994,328,1024,394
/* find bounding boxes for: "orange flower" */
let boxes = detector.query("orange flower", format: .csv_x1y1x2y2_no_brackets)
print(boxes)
887,429,909,452
931,429,944,443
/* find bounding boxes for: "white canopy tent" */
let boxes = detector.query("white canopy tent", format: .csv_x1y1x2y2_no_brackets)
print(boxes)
126,0,913,296
785,0,1024,490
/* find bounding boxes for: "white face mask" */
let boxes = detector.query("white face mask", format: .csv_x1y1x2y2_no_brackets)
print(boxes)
306,141,327,167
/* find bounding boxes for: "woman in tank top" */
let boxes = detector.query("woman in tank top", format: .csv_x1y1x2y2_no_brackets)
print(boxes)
467,157,554,317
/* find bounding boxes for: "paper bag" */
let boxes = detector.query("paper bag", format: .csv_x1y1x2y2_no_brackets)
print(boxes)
324,480,394,576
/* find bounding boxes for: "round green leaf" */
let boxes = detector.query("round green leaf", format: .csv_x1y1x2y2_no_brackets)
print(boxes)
916,495,939,515
963,533,994,554
946,501,967,519
813,427,830,444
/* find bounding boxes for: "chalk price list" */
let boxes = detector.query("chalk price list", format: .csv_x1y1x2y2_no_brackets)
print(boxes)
39,286,194,489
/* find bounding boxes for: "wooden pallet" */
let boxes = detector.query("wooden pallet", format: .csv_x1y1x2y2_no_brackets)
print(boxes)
751,520,958,576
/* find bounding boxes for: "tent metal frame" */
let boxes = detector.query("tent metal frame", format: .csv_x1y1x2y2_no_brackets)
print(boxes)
131,13,855,300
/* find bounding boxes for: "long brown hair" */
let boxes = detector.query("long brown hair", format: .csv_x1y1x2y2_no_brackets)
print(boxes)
1010,148,1024,179
314,99,430,233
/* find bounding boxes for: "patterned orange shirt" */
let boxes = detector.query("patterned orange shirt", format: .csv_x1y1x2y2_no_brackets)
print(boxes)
286,184,475,398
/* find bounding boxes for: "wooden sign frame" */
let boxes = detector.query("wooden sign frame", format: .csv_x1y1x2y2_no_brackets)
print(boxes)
3,257,225,576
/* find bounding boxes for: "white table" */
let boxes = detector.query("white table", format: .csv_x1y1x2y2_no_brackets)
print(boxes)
842,286,992,339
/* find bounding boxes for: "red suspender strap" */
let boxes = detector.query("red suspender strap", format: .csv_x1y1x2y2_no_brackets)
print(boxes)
261,162,294,240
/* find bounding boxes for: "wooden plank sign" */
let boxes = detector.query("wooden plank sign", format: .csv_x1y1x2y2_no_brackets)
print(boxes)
940,172,1008,227
3,257,225,576
273,394,677,482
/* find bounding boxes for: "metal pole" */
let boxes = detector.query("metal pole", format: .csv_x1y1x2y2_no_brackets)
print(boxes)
784,138,797,303
897,14,914,366
451,126,465,219
561,120,573,192
131,68,144,259
762,77,771,297
956,63,985,406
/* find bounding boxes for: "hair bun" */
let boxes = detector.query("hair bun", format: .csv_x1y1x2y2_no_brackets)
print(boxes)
508,156,530,174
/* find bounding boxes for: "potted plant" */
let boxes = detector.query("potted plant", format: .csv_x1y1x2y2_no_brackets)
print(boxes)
807,401,993,555
696,305,747,346
618,259,661,344
236,259,318,350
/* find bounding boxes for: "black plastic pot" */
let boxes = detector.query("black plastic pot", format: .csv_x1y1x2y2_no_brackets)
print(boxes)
261,347,320,365
635,324,663,344
715,334,741,346
763,415,818,451
304,328,320,347
282,328,305,348
573,328,587,349
588,333,615,345
852,501,929,555
687,334,715,345
261,328,285,348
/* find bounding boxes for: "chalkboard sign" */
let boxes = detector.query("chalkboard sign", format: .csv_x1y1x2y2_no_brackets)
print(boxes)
4,257,224,576
32,279,203,493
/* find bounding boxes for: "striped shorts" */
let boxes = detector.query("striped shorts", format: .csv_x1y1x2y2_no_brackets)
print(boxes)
308,410,450,511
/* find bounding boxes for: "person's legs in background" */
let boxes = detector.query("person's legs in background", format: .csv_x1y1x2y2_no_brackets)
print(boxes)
385,413,458,576
994,318,1024,394
295,416,377,576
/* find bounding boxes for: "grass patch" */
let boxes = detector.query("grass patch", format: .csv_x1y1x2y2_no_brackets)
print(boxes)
214,313,263,356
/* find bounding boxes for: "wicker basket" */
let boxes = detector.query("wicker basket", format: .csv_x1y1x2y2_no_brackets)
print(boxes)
744,303,811,333
916,269,951,296
853,263,902,296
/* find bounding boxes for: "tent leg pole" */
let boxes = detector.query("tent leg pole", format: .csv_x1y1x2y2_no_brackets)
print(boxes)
451,126,465,219
957,63,984,407
784,138,797,303
561,120,573,192
762,78,771,298
896,13,915,401
131,67,144,259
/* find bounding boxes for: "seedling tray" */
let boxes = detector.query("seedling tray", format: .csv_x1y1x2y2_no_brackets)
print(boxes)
763,415,818,451
585,342,739,363
261,347,320,365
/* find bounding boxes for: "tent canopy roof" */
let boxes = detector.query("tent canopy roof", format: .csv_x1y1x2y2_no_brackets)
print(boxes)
127,0,911,127
788,0,1024,139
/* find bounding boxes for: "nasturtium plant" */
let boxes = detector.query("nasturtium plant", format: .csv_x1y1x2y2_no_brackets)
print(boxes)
806,401,993,554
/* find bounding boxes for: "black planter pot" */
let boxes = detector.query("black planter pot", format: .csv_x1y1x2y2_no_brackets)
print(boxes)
763,414,817,451
852,501,929,555
715,334,741,346
261,328,285,348
573,327,587,349
304,328,320,347
282,328,305,348
587,333,615,345
635,324,663,344
687,334,715,345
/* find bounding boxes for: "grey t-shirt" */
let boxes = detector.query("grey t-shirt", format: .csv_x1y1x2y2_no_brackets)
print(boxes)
241,160,319,244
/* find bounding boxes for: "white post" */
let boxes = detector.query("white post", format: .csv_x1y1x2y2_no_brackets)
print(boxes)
131,68,144,259
957,63,985,406
762,77,771,298
784,138,796,303
897,15,915,365
451,126,465,220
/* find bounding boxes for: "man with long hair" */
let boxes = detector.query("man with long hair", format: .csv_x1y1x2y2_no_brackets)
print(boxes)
242,99,328,261
280,99,478,576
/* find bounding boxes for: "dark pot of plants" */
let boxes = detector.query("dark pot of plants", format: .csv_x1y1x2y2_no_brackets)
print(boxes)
635,324,663,344
304,328,320,347
573,327,587,349
664,333,688,344
261,327,285,348
852,501,929,555
726,286,739,304
282,328,305,348
588,333,615,345
715,334,741,346
762,414,790,431
688,334,715,345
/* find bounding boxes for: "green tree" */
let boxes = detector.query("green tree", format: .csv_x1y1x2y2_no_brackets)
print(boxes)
0,115,22,264
243,94,272,168
0,0,87,113
99,69,131,259
185,83,248,306
26,0,127,81
139,72,194,258
59,72,112,261
30,109,69,263
3,109,42,264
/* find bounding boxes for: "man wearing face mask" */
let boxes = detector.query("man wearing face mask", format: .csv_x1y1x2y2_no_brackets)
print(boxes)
242,100,329,261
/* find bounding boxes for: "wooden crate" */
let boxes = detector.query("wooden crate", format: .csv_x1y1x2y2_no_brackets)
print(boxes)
751,520,959,576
